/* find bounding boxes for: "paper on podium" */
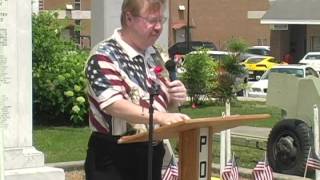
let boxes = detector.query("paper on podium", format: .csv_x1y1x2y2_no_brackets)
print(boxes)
118,114,270,144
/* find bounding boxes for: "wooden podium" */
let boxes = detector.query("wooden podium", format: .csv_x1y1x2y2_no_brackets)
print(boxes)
119,114,270,180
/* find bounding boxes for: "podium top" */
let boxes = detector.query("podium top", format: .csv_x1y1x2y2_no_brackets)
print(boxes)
119,114,270,143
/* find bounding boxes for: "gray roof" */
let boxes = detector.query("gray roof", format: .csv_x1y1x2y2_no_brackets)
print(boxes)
261,0,320,24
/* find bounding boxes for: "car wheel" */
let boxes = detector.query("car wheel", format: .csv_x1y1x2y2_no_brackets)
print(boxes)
236,90,244,96
267,119,312,176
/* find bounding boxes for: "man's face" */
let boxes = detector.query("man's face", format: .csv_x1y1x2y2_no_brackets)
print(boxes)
129,4,165,51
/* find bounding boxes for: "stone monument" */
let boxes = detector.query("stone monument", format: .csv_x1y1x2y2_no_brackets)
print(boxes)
0,1,64,179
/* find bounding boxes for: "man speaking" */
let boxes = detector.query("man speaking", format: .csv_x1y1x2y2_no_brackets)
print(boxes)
84,0,190,180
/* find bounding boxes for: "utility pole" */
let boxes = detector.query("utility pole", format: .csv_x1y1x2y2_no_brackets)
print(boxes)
186,0,190,52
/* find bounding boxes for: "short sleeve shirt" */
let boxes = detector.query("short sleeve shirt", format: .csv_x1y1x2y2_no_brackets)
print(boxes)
85,28,169,136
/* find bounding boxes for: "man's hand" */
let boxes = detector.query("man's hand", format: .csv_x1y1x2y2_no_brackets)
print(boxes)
165,80,187,104
154,111,190,125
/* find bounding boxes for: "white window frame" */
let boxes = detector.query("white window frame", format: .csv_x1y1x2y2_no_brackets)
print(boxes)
311,36,320,52
74,0,81,10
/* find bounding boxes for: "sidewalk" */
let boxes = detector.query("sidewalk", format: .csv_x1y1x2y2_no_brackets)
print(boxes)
230,125,271,141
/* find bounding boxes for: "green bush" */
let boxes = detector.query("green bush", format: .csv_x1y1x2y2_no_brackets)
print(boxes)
32,12,88,126
211,38,248,102
181,50,217,105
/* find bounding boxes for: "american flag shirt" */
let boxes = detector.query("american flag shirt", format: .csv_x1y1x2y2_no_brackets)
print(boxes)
85,29,169,136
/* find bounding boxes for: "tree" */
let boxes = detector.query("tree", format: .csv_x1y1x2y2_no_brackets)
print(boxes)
181,50,217,105
211,38,248,103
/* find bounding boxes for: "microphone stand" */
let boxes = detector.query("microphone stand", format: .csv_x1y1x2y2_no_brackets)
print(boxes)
147,82,160,180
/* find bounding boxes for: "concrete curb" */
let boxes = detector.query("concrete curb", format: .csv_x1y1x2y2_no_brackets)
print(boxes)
47,160,312,180
47,161,84,172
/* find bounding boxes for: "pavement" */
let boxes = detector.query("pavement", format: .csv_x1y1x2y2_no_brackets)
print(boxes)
230,125,270,141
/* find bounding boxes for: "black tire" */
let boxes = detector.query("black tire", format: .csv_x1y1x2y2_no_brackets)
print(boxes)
267,119,312,176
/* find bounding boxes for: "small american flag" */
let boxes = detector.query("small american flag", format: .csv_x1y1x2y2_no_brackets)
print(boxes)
305,148,320,171
162,159,178,180
221,160,239,180
306,156,320,170
252,161,273,180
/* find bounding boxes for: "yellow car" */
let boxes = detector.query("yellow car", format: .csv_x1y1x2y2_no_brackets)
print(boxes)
241,56,286,80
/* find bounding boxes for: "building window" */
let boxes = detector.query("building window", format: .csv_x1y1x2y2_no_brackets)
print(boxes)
311,36,320,51
39,0,44,10
74,20,81,44
74,0,81,10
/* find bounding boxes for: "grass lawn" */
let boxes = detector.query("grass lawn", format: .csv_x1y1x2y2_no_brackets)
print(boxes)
34,126,91,163
34,100,281,168
180,100,281,128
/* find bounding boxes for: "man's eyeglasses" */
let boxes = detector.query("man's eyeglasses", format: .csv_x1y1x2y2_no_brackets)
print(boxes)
136,16,167,25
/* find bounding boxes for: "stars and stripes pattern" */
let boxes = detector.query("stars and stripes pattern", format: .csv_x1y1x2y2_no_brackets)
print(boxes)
306,156,320,170
85,36,169,136
162,161,178,180
252,161,273,180
221,160,239,180
305,149,320,170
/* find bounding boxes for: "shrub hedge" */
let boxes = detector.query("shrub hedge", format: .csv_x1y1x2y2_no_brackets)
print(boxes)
32,12,88,126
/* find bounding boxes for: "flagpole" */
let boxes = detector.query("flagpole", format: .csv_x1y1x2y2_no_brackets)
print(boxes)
304,148,312,178
220,99,231,175
226,99,231,161
220,112,226,175
313,104,320,180
162,155,173,179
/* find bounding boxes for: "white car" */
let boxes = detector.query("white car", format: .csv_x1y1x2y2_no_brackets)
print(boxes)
189,50,232,58
247,46,270,56
299,52,320,72
239,46,270,62
248,64,319,98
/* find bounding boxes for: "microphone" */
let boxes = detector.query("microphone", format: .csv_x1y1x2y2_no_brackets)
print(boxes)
164,59,177,81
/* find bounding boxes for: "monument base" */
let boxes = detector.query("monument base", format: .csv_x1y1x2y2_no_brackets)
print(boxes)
4,146,65,180
5,166,65,180
5,147,44,169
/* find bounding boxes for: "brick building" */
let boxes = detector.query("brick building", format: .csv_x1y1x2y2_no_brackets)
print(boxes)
37,0,92,49
261,0,320,62
37,0,273,51
35,0,320,61
169,0,271,50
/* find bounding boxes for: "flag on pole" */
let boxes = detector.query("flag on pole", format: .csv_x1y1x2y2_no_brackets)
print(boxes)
252,161,273,180
305,148,320,173
306,155,320,170
162,157,178,180
221,158,239,180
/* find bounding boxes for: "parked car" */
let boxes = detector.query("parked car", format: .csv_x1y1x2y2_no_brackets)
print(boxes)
189,50,232,60
241,56,285,80
299,52,320,72
239,46,270,61
168,41,217,59
247,46,270,56
248,64,319,98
